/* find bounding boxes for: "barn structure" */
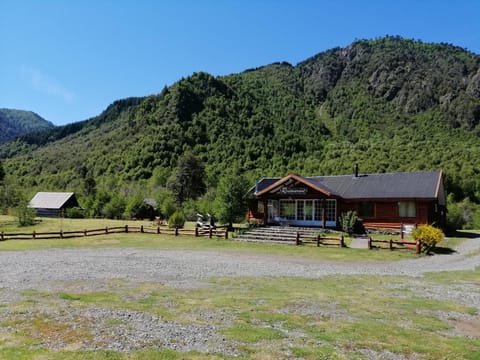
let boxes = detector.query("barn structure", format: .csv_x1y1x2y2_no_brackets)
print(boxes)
246,169,446,230
29,192,80,217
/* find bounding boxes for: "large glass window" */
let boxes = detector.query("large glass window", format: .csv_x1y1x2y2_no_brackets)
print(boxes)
398,201,416,218
305,200,313,221
325,200,336,221
279,199,336,222
358,202,374,217
314,200,322,221
296,201,304,220
280,200,296,220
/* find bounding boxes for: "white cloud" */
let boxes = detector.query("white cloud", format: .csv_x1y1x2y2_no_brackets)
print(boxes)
21,66,75,103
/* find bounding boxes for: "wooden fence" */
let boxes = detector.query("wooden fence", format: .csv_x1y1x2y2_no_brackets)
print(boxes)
368,237,421,254
296,233,345,247
0,225,228,241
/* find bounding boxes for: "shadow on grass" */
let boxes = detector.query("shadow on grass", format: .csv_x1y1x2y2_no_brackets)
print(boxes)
446,230,480,239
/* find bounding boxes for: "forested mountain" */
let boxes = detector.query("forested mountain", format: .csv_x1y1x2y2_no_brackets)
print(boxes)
0,109,54,144
1,37,479,205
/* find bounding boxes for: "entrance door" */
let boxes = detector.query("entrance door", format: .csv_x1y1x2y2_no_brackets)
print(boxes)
267,200,279,223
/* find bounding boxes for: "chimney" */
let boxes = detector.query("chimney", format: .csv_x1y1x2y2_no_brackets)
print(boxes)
354,164,359,178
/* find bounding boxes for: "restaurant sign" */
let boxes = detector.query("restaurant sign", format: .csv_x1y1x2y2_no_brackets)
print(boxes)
280,186,308,195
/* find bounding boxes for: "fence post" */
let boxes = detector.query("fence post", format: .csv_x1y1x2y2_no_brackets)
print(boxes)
125,225,128,233
368,237,372,250
157,226,160,234
0,232,3,241
175,228,179,236
224,229,228,240
84,229,87,236
341,235,345,248
389,239,393,250
195,227,199,237
141,225,144,233
33,231,36,240
416,240,421,254
296,232,300,245
316,235,320,247
209,227,213,238
400,223,404,240
105,227,108,234
60,230,63,239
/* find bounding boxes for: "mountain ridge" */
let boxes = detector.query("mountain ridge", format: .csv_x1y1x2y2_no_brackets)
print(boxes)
0,109,54,144
1,36,479,203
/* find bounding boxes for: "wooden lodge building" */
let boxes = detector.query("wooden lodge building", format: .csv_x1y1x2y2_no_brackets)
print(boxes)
246,168,446,230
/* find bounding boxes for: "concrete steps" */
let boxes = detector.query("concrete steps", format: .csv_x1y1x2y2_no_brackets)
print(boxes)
233,226,322,244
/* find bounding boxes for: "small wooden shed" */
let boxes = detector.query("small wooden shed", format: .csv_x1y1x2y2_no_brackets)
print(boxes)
29,192,80,217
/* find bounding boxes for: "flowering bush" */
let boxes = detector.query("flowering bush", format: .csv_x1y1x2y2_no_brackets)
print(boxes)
411,224,444,254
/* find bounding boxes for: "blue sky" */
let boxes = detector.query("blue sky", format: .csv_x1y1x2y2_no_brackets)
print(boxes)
1,1,479,125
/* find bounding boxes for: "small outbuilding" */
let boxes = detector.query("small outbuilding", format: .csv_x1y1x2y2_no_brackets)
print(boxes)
29,192,80,217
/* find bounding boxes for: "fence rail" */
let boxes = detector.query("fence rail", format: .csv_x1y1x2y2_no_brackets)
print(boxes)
368,237,421,254
0,225,228,241
296,233,345,247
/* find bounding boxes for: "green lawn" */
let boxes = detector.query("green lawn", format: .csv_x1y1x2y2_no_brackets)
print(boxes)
1,216,479,359
0,215,427,262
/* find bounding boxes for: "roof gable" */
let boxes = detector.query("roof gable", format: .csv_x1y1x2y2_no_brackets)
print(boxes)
29,192,77,209
255,173,332,196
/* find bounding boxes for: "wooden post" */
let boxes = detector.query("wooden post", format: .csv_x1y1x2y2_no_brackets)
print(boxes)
368,237,372,250
209,227,213,238
341,235,345,248
389,239,393,250
224,229,228,240
195,227,199,237
0,232,4,241
60,230,63,239
33,231,36,240
125,225,129,233
140,225,144,233
316,235,320,247
400,223,404,240
175,228,179,236
105,227,108,234
296,232,300,245
84,229,87,236
416,240,421,254
157,226,160,234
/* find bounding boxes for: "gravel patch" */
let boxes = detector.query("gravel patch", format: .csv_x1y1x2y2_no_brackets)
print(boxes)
0,237,479,355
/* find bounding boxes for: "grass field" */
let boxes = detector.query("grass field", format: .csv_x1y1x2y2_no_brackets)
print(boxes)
0,271,479,359
0,216,479,359
0,215,453,262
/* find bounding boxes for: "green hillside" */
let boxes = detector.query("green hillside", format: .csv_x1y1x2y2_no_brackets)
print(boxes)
0,109,54,144
1,37,479,223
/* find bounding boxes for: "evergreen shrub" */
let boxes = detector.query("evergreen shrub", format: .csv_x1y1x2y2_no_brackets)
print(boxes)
168,209,186,228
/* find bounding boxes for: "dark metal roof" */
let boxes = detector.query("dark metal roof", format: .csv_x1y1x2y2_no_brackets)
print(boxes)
254,171,442,200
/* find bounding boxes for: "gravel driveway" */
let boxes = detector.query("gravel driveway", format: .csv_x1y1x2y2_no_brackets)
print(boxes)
1,237,479,291
0,238,479,355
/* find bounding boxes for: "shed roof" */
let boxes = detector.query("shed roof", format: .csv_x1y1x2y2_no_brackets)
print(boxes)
253,171,443,200
29,192,77,210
